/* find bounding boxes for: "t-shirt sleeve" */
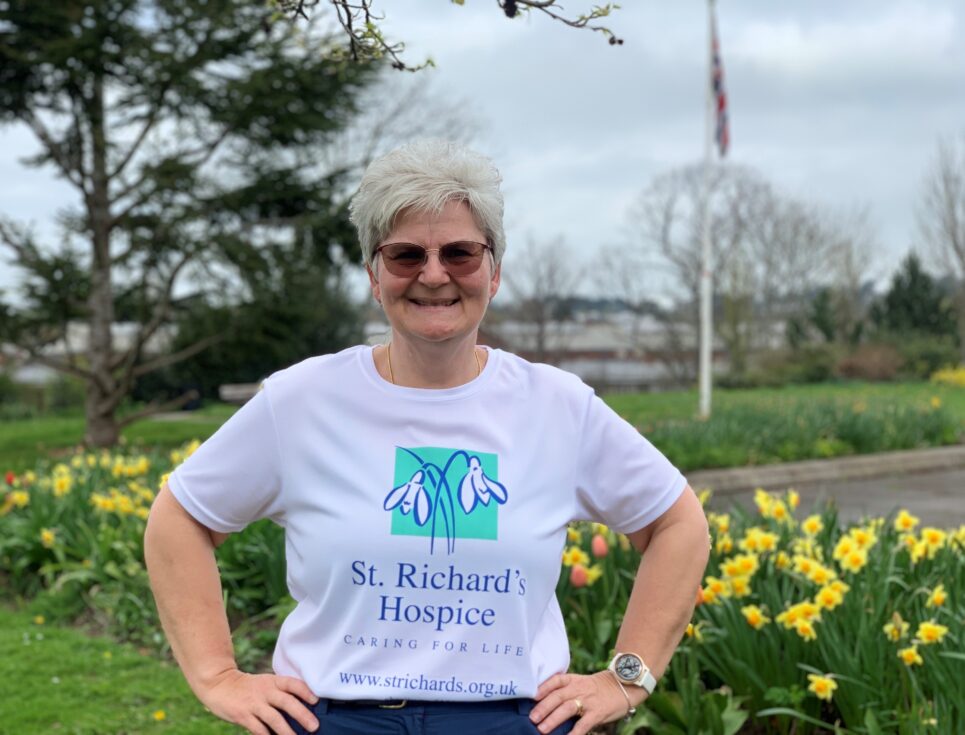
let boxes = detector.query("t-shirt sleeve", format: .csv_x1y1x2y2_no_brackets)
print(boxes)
167,384,285,533
573,393,687,534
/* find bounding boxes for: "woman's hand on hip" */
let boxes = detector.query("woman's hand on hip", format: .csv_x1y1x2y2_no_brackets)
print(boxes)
530,670,639,735
198,669,319,735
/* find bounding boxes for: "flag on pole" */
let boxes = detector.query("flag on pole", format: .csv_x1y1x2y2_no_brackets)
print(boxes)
711,10,729,157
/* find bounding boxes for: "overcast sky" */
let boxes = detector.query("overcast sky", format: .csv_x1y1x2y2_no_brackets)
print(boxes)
2,0,964,303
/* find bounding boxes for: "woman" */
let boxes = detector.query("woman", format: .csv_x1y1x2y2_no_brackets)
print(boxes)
145,140,709,735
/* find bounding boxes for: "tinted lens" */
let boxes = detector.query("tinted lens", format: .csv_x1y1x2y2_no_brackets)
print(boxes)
380,244,426,275
439,241,486,274
377,241,489,276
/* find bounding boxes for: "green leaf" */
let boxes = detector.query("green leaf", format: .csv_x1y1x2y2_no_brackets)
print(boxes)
757,707,855,734
595,616,614,645
864,708,884,735
644,693,688,729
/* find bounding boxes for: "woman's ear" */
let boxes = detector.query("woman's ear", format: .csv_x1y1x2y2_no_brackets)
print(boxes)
489,261,501,301
366,263,382,305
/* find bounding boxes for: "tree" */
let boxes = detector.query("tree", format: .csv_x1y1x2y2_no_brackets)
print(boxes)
500,236,579,364
280,0,624,70
0,0,375,446
919,135,965,361
870,252,957,338
630,164,877,379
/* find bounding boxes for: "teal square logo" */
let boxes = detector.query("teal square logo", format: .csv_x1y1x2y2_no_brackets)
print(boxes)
386,447,505,553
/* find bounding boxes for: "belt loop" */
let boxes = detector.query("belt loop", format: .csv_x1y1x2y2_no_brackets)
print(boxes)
314,698,330,715
516,699,534,716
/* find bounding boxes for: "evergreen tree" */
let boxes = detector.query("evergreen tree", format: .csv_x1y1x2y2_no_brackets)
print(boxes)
870,252,957,338
0,0,375,445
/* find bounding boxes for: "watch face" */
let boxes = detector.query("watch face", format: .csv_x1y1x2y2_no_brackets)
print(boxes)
615,654,642,681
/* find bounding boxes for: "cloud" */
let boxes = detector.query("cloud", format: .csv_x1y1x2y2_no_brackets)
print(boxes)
731,5,958,82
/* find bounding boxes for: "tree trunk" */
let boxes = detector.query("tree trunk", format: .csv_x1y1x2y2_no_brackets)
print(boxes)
958,288,965,364
85,72,119,448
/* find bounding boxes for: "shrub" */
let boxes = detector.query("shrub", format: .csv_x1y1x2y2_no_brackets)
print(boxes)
931,365,965,387
835,343,904,381
886,334,959,380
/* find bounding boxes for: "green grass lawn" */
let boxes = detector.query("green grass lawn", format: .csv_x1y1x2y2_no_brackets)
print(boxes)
0,404,238,473
604,380,965,427
3,382,964,474
0,603,235,734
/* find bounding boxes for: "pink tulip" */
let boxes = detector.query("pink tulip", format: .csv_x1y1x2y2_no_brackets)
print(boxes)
570,563,588,588
591,533,609,558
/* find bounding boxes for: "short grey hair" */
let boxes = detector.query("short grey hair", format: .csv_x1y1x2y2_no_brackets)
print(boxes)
349,140,506,267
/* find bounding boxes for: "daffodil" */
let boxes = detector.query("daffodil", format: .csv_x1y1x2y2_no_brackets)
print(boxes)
40,528,56,549
730,575,752,598
894,509,919,533
585,565,603,585
925,584,946,608
697,488,712,506
567,526,581,543
807,674,837,701
833,536,855,561
920,527,946,551
839,547,868,574
741,605,770,630
562,546,590,568
774,551,790,570
715,533,733,555
795,619,818,641
883,613,909,642
703,575,731,600
801,514,823,537
814,585,844,611
54,474,74,497
915,620,948,645
685,621,704,641
786,489,800,510
807,563,837,586
898,645,923,666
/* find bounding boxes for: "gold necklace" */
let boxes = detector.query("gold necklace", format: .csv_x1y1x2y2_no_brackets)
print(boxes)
385,343,481,385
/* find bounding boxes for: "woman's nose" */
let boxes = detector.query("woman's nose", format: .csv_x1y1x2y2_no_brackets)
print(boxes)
418,250,451,284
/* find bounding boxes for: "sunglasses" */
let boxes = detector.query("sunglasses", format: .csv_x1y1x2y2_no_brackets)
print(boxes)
375,241,493,277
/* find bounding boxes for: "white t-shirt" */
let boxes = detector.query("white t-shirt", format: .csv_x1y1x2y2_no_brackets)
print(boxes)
169,346,687,701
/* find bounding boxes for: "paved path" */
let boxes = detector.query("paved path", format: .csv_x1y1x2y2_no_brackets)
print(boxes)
689,445,965,528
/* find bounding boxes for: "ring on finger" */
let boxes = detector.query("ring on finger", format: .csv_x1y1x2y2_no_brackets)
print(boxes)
573,698,584,718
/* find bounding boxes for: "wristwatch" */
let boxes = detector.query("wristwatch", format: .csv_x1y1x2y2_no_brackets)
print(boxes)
608,652,657,694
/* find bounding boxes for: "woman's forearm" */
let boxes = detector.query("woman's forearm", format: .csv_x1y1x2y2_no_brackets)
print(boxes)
614,490,709,703
144,485,237,697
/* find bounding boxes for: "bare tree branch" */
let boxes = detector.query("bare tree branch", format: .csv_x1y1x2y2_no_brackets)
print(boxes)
131,333,224,379
116,389,201,430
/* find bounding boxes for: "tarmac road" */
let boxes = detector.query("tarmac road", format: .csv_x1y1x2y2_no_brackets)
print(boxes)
689,445,965,528
707,467,965,527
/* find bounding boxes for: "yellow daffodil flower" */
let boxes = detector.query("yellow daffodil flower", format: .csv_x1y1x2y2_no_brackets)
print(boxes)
894,509,919,533
915,620,948,645
730,575,752,598
774,551,791,570
741,605,770,630
926,584,946,608
40,528,56,549
814,585,844,611
795,619,818,641
839,547,868,574
807,673,837,701
802,514,823,537
883,613,909,642
898,645,923,666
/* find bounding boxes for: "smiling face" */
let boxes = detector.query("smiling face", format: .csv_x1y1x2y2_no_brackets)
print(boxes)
367,200,501,350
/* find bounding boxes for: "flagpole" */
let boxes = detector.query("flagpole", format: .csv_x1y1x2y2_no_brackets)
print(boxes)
698,0,715,419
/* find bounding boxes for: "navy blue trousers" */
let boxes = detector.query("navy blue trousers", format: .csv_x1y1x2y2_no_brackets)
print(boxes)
280,698,577,735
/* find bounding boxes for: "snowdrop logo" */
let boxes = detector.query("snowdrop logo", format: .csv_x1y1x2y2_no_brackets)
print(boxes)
384,447,508,555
